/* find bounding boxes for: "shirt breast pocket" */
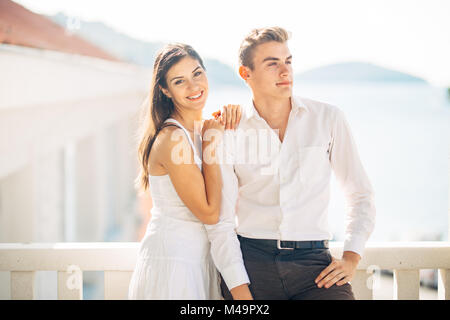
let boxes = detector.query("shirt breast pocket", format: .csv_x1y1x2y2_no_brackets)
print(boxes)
297,146,331,186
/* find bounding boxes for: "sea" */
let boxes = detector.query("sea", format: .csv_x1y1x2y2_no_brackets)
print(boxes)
204,82,450,243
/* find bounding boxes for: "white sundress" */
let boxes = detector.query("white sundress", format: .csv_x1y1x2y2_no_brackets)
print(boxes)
128,118,222,300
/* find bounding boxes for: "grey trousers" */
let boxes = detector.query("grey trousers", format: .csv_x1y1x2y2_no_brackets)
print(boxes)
220,236,355,300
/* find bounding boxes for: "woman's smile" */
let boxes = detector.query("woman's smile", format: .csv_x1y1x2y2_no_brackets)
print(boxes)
186,90,204,101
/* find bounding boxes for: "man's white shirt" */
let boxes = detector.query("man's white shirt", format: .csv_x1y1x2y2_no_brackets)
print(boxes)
205,95,376,290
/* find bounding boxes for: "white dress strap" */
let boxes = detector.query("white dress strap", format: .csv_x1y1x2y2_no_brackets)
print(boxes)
164,118,202,166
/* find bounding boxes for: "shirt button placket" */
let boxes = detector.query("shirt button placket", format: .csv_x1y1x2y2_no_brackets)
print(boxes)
278,150,286,237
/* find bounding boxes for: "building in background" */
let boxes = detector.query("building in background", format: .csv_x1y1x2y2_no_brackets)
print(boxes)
0,0,152,299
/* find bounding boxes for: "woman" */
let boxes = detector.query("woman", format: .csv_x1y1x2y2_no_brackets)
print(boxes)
128,43,240,299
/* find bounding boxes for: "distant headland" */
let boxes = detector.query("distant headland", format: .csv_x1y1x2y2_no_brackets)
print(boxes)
48,13,428,87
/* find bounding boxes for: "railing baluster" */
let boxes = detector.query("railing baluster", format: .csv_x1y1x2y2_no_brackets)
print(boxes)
57,269,83,300
11,271,36,300
104,271,133,300
393,269,420,300
438,269,450,300
352,269,373,300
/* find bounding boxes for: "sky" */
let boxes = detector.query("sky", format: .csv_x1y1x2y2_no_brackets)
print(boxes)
12,0,450,86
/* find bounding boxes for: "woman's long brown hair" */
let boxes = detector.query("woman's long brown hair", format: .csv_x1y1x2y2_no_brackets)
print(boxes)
135,43,206,192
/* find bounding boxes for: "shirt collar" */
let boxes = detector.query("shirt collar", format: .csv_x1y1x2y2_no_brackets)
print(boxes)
245,95,309,121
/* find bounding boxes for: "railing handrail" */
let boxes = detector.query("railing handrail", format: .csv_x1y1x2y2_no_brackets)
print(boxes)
1,241,449,271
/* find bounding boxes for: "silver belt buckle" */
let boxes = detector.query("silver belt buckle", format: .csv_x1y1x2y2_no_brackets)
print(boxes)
277,239,294,250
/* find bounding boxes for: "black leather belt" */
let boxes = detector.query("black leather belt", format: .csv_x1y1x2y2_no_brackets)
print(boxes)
238,235,329,250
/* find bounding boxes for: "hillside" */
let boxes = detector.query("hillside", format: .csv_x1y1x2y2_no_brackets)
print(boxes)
295,61,426,83
48,13,244,88
46,13,426,86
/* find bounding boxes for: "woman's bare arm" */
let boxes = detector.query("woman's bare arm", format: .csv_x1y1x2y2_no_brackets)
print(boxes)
155,124,223,225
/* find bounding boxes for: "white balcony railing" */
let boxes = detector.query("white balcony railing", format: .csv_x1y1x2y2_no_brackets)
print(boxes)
0,242,449,300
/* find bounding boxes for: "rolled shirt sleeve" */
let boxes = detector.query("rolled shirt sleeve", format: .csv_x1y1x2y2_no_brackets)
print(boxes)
329,108,376,257
204,130,250,290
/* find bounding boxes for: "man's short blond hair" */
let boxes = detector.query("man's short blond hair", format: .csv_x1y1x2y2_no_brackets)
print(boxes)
239,27,290,70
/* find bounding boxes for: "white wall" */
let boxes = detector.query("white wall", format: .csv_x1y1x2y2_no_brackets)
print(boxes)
0,44,151,299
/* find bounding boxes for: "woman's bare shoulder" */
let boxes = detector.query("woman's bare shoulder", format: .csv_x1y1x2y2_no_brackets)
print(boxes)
152,126,193,162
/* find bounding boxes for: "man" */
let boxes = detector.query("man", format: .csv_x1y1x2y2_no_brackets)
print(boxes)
205,27,376,300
